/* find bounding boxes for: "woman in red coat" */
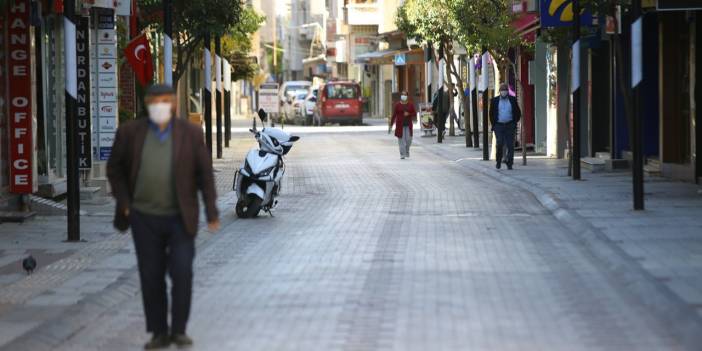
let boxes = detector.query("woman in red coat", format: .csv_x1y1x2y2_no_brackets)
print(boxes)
388,91,417,159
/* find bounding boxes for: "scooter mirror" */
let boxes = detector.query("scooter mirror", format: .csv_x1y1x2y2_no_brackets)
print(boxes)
258,108,268,122
289,136,300,142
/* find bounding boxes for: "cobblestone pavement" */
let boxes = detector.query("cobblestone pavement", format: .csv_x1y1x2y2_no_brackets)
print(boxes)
0,123,697,350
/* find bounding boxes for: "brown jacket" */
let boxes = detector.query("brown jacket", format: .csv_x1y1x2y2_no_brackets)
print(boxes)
106,117,218,236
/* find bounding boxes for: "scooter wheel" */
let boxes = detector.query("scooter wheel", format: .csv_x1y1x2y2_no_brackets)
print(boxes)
236,195,262,218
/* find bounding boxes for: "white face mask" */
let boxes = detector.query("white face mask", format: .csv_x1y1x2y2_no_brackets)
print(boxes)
400,95,408,102
500,91,508,98
148,102,173,125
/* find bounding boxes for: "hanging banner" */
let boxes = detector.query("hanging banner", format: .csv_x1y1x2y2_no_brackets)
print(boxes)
571,40,580,93
540,0,593,28
7,0,34,193
479,52,489,92
77,17,92,170
94,8,118,161
631,18,642,88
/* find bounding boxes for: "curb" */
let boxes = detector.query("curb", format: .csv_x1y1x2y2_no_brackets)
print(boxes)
0,192,239,351
421,141,702,350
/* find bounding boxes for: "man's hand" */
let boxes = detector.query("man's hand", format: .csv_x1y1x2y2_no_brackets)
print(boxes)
124,208,130,217
403,111,408,116
207,220,221,233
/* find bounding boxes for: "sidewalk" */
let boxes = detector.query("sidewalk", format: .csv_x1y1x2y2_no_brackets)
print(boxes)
0,139,251,348
418,135,702,329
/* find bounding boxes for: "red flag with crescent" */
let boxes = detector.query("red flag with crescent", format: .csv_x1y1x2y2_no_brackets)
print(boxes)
124,33,153,86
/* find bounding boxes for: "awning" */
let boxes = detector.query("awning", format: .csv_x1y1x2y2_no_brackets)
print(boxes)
354,49,404,64
512,13,539,43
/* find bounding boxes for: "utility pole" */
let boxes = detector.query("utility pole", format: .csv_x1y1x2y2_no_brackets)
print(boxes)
215,35,223,159
481,48,489,161
203,33,212,157
64,0,80,241
631,0,644,209
470,55,479,148
163,0,173,85
571,0,582,180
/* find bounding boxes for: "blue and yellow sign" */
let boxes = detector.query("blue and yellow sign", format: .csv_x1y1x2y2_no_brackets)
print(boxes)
540,0,594,28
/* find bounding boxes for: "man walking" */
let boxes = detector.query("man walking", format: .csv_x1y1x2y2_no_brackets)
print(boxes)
389,90,416,159
432,85,450,142
489,83,521,170
107,84,220,349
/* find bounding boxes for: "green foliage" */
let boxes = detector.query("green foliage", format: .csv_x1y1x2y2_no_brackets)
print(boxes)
137,0,250,83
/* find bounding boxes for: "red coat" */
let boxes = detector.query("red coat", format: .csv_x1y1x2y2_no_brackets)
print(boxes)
391,102,416,138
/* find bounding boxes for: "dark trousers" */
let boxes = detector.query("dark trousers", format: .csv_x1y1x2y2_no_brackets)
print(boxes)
129,210,195,335
494,121,516,166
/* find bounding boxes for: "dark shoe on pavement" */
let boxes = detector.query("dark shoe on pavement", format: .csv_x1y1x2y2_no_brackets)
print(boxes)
507,164,513,170
171,334,194,348
496,162,501,169
144,334,171,350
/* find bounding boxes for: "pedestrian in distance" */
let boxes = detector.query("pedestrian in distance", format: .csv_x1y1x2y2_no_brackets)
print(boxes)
431,85,450,141
107,84,220,350
489,83,522,170
389,90,417,159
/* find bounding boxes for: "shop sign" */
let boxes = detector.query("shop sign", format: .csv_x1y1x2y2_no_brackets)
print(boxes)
6,0,34,193
77,17,92,170
98,73,117,87
539,0,593,28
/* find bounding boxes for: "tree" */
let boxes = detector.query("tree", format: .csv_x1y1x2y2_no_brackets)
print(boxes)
396,0,464,137
137,0,245,84
221,6,266,81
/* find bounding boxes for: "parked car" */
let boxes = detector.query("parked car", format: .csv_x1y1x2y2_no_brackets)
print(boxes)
283,90,310,124
298,88,318,126
279,81,312,112
314,81,363,126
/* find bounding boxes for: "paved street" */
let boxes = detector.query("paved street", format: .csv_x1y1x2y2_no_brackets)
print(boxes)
1,121,700,350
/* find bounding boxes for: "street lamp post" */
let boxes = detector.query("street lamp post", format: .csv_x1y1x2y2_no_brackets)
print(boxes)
64,0,80,241
571,0,582,180
215,35,223,159
631,0,644,210
163,0,173,85
481,48,489,161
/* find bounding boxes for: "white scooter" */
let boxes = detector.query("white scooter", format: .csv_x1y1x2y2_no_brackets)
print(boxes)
233,109,299,218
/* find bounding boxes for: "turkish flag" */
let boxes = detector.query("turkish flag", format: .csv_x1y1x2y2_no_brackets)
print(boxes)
124,34,154,86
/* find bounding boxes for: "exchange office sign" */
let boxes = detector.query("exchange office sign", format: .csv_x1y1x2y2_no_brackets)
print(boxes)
6,0,34,193
77,17,92,170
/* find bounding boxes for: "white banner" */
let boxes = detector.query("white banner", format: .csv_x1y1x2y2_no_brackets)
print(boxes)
571,40,580,93
631,18,642,88
223,60,232,92
479,52,489,92
204,48,211,92
469,56,476,90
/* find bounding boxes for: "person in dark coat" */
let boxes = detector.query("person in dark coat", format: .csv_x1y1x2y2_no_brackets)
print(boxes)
489,83,522,169
432,86,450,140
389,90,417,159
107,84,220,350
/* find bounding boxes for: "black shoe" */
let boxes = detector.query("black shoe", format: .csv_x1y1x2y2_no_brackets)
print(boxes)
507,164,513,170
144,334,171,350
171,334,194,348
496,162,501,169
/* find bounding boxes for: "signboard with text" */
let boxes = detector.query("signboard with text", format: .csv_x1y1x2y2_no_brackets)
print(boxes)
93,9,118,161
6,0,34,193
540,0,593,28
259,83,280,114
77,17,92,170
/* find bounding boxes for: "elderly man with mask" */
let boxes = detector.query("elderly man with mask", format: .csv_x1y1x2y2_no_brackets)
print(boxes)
489,83,522,170
107,84,220,349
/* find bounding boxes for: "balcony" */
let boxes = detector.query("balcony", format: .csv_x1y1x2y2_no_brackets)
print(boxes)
345,2,381,26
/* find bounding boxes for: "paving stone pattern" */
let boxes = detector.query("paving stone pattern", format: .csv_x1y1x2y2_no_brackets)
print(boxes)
2,128,685,351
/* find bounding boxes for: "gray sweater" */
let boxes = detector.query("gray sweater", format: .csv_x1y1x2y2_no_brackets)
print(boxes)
131,130,179,216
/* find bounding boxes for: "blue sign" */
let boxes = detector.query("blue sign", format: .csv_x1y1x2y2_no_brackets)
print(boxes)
540,0,593,28
394,53,406,66
99,147,112,161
